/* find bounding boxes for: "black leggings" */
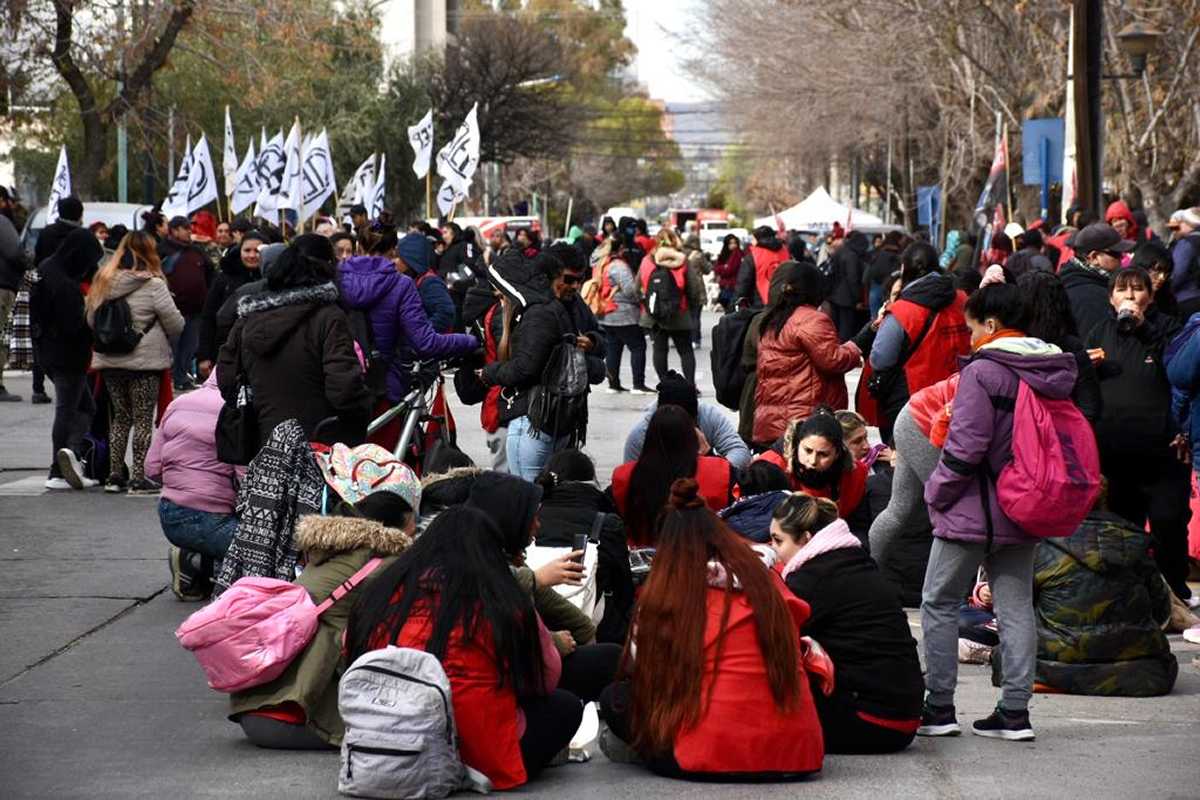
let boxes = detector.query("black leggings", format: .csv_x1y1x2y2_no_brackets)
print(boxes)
559,643,622,702
519,689,583,777
598,681,816,782
812,689,916,754
652,329,696,386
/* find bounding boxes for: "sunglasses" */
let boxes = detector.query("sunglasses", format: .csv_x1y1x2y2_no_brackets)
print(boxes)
561,273,582,285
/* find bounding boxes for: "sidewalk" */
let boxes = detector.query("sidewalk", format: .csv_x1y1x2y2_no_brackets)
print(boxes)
2,340,1199,798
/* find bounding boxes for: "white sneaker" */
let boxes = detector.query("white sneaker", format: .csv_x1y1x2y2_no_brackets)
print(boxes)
44,477,74,490
1183,625,1200,645
1186,595,1200,611
56,448,87,489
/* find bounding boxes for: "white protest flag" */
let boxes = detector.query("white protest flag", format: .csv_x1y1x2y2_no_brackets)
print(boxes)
337,153,375,216
184,134,219,214
368,153,386,220
230,141,259,214
223,106,238,196
436,179,465,217
254,130,286,218
45,145,71,223
408,109,434,178
277,119,304,213
162,133,194,218
435,103,480,196
300,128,336,221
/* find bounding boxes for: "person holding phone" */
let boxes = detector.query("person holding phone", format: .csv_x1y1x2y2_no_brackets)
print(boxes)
1086,267,1194,608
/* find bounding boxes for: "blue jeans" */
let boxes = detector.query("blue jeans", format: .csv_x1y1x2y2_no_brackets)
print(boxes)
506,415,570,482
171,316,199,385
158,497,237,559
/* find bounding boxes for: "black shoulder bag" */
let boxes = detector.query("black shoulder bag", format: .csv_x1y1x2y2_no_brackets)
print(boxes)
867,308,938,399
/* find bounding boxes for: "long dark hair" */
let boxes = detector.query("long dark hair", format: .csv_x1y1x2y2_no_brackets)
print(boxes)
267,233,338,290
1017,270,1077,346
623,479,801,754
899,241,940,286
761,261,825,337
345,506,544,695
717,233,741,265
625,405,698,545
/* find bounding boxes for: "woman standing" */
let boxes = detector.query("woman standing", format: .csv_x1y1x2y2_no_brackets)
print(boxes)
196,230,266,379
598,237,649,394
712,233,743,310
753,261,861,448
598,479,824,780
86,232,185,493
1087,267,1192,607
638,229,705,386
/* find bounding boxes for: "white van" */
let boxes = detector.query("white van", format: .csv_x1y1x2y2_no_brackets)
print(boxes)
20,202,155,258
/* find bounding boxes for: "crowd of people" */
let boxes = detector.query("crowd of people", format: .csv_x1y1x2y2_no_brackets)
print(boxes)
2,188,1199,790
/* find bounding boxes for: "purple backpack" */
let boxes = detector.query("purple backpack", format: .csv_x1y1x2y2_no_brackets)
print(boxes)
995,381,1101,539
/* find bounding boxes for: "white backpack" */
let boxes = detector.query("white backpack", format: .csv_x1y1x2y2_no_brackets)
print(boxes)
338,646,491,799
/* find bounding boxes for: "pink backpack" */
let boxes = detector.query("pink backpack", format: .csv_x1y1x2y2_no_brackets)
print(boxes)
176,558,382,693
995,380,1101,539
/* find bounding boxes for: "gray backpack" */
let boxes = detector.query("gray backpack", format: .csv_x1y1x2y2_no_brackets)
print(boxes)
338,646,491,799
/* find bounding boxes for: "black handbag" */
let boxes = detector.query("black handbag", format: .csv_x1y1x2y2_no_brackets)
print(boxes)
215,346,259,465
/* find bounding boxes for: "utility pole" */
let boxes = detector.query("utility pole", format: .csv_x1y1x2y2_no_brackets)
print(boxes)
167,107,176,183
1071,0,1103,218
885,136,893,225
116,0,128,202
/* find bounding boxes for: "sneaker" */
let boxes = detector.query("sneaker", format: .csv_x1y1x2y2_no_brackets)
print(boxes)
630,385,653,395
168,546,209,601
104,476,128,494
0,386,22,402
972,705,1035,741
44,477,74,490
1186,595,1200,611
597,722,643,764
1182,625,1200,645
916,702,961,737
127,478,162,495
56,448,89,489
30,392,52,404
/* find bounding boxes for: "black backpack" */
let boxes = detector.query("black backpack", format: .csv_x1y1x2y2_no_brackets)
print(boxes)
527,336,591,443
92,297,156,355
644,264,682,322
345,308,389,401
710,307,757,410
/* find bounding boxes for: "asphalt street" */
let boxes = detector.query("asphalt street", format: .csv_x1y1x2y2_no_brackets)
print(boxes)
2,316,1198,799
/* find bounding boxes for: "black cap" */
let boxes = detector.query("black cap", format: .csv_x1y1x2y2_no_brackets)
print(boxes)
1068,222,1136,254
657,370,699,421
167,215,191,230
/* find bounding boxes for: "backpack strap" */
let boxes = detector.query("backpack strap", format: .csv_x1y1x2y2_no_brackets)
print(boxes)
314,556,383,615
896,307,938,371
589,512,607,543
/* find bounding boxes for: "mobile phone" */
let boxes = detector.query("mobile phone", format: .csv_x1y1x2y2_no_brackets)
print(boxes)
571,533,588,563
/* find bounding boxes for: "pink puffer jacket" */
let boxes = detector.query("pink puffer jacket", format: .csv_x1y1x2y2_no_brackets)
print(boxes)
145,371,238,513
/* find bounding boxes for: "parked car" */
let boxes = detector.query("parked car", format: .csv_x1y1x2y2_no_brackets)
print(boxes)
20,202,155,259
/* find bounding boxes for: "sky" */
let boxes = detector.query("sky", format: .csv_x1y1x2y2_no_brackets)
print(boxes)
623,0,711,104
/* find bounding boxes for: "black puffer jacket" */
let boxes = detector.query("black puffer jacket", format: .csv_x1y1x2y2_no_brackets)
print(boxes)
29,228,101,372
482,254,605,426
197,246,260,363
34,219,81,266
217,283,370,449
1061,259,1115,341
828,232,870,308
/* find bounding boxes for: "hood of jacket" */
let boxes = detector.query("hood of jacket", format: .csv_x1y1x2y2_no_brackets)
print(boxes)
466,472,543,557
107,268,157,300
844,231,870,256
159,235,199,259
780,518,861,580
294,513,413,560
338,255,398,309
419,466,482,517
218,245,256,282
971,337,1077,399
755,236,784,252
1045,511,1150,577
654,246,686,269
899,271,956,311
488,250,552,311
1105,200,1139,240
541,480,607,513
44,227,104,282
719,490,790,544
1058,258,1111,291
238,282,340,357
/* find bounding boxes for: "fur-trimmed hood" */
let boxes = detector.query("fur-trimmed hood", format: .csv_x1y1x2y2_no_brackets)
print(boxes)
295,514,413,560
236,281,339,318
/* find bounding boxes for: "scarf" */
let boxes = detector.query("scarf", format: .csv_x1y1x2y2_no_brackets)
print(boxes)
971,328,1023,352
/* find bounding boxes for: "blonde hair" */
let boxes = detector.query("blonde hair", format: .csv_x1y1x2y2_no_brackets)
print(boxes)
834,409,867,438
772,492,839,542
655,226,682,250
86,232,164,314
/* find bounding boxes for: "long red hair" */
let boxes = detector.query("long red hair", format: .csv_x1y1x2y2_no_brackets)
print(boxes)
621,478,801,755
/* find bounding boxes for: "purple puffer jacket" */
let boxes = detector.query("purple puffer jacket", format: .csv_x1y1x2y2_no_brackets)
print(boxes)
924,338,1079,547
338,256,477,401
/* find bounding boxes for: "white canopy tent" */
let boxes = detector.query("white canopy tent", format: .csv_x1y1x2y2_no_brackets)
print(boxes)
754,186,887,231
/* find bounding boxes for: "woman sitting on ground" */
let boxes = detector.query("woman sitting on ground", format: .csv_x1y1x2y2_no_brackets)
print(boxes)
534,450,635,644
346,505,582,790
719,460,792,543
771,494,923,753
755,407,872,544
610,405,736,545
232,483,419,750
598,479,824,780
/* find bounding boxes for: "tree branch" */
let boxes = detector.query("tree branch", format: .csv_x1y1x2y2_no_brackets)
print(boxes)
102,0,196,119
49,0,99,120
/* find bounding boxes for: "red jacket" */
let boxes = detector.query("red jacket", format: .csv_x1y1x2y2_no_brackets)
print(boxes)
755,449,868,518
753,307,860,445
611,457,734,537
480,303,502,434
659,582,824,775
888,291,970,396
750,245,788,305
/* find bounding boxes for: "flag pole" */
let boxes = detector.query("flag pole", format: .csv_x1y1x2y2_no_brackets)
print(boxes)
1003,121,1014,221
426,172,432,220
